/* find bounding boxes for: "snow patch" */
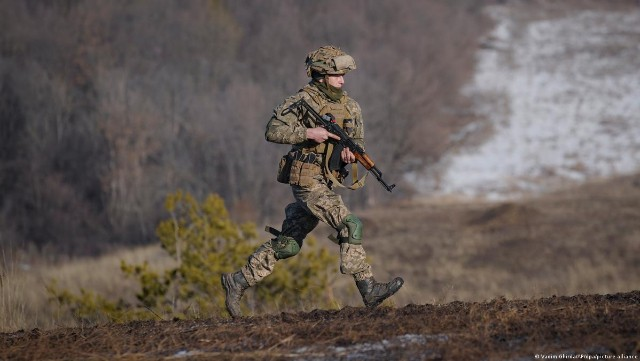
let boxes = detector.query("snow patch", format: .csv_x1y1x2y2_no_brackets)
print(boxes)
293,333,448,360
420,6,640,200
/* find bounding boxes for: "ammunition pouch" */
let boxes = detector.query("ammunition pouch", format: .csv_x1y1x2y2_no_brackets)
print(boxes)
287,151,322,187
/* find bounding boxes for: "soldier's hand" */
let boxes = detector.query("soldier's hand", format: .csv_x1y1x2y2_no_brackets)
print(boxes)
341,147,356,163
307,127,340,143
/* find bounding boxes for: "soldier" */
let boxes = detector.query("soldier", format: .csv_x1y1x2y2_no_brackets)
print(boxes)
221,45,403,318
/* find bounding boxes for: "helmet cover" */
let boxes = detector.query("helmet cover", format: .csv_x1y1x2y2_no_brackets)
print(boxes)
305,45,356,77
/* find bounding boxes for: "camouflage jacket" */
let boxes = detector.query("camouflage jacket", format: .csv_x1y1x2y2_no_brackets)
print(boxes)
265,82,365,151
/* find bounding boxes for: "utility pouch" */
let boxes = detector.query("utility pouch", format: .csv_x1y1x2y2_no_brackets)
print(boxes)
277,153,293,184
289,159,322,187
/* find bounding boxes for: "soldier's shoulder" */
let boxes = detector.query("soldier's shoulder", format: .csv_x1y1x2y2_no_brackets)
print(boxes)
343,95,362,116
272,86,319,118
343,94,359,106
275,89,304,112
280,85,317,105
301,84,326,106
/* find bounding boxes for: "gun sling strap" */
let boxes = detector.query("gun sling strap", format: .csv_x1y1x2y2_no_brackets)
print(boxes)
324,141,367,190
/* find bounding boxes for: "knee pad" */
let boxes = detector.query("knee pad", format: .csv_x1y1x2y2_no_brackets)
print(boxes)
271,234,301,260
341,214,363,245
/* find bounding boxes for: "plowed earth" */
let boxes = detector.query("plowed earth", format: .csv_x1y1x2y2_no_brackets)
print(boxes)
2,291,639,361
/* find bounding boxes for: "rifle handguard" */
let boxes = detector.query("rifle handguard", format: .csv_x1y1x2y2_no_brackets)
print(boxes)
355,153,375,170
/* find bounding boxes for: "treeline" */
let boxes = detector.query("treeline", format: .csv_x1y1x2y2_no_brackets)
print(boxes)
0,0,489,257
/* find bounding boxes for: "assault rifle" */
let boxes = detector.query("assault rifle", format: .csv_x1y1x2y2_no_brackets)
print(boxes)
289,98,396,192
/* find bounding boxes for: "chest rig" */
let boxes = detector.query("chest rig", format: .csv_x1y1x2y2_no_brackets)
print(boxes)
311,101,354,154
289,90,365,190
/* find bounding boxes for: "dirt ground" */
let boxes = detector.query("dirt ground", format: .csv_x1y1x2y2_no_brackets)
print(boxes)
2,290,639,361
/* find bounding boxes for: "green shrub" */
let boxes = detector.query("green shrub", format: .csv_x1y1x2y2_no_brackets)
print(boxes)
48,190,337,323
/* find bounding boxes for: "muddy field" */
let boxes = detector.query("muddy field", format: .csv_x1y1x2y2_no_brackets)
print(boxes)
2,290,639,360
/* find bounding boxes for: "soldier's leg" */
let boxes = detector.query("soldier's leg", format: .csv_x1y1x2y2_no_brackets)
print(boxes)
294,183,403,307
241,202,319,286
222,201,318,318
293,184,371,276
337,214,403,307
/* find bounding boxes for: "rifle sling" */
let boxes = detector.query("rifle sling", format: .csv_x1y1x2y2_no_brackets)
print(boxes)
323,142,367,190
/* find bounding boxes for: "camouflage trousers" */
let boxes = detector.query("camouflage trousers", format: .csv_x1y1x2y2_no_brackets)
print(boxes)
240,179,373,286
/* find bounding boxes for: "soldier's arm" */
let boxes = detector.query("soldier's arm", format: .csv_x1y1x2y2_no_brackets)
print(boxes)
265,95,309,145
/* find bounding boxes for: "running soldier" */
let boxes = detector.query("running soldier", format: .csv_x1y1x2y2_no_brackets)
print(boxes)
221,45,403,318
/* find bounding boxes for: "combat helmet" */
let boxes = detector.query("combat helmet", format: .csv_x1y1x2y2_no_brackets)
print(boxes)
305,45,357,77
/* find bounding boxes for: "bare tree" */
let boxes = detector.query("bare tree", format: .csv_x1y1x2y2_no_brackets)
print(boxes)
0,0,490,256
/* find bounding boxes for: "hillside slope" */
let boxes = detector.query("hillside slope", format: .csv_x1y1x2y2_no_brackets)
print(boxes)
418,1,640,199
3,172,638,334
2,175,638,360
360,173,640,307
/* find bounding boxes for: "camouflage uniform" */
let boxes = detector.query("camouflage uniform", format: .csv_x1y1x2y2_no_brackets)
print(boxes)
242,82,373,286
222,46,403,317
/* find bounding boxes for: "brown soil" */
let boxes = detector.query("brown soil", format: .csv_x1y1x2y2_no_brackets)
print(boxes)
2,291,639,361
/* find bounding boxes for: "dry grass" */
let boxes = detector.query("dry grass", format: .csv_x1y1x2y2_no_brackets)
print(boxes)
358,173,640,306
2,173,639,333
1,245,175,332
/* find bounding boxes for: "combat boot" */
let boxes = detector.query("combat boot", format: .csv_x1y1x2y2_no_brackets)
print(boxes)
356,276,404,308
221,271,249,318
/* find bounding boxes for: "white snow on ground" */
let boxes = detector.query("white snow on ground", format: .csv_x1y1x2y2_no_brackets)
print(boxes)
423,5,640,200
293,333,449,360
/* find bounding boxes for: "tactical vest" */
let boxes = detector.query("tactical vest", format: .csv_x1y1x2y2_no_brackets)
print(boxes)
287,88,365,190
312,101,353,154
